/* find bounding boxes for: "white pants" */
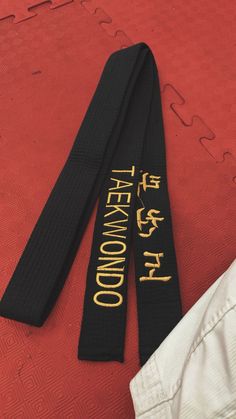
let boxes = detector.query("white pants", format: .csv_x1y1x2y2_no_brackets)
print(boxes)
130,259,236,418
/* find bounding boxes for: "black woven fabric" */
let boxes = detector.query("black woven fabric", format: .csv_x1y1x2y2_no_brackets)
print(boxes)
0,43,182,365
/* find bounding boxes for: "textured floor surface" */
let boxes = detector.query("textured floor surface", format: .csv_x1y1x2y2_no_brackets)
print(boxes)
0,1,235,418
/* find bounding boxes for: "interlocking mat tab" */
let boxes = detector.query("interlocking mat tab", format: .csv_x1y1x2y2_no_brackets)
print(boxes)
0,1,235,417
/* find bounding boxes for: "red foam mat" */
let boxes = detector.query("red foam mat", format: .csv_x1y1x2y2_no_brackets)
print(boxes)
0,1,235,417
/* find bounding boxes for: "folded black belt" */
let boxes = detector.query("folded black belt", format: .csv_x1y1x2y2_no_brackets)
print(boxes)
0,43,182,365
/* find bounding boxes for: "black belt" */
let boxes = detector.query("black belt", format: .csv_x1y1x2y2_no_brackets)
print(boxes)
0,43,182,366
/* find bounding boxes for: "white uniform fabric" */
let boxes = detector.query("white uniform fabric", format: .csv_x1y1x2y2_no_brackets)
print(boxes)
130,259,236,418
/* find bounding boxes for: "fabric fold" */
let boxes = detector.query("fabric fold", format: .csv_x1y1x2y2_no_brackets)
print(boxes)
130,259,236,418
0,43,182,365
